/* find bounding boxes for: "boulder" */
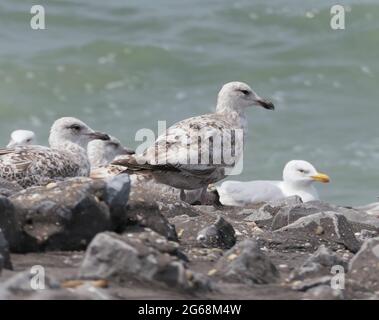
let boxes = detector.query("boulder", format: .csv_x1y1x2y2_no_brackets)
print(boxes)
0,196,21,249
102,173,131,231
214,239,279,285
0,270,59,299
197,216,236,249
79,230,211,292
271,200,334,230
289,245,347,281
348,237,379,291
9,177,111,252
0,229,12,271
124,191,178,241
275,212,360,253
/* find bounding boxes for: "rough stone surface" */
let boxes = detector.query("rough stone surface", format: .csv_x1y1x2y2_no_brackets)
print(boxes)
1,183,378,300
103,174,131,231
275,211,361,253
0,270,59,299
124,192,178,241
9,178,111,252
0,230,12,271
271,200,334,230
197,216,236,249
79,230,211,292
289,245,347,281
214,239,279,285
0,196,20,250
348,237,379,291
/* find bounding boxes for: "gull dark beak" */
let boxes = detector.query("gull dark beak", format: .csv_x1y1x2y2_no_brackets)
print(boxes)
256,98,275,110
86,132,110,141
121,147,135,155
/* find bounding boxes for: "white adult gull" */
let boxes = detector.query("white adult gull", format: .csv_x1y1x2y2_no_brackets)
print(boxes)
217,160,330,206
7,130,37,148
87,135,135,169
112,81,274,203
0,117,109,188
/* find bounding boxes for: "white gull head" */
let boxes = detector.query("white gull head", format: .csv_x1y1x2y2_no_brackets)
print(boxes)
48,117,110,150
88,136,135,168
283,160,330,187
7,130,36,148
216,81,274,114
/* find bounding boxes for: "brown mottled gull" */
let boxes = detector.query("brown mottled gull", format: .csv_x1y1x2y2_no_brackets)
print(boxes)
112,81,274,203
0,117,109,188
87,135,134,169
7,130,37,148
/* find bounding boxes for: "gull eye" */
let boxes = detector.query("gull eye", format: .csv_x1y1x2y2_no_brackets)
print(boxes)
240,89,250,95
26,139,31,143
298,169,306,173
70,124,82,131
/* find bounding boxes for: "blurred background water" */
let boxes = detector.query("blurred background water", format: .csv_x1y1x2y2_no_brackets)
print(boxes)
0,0,378,205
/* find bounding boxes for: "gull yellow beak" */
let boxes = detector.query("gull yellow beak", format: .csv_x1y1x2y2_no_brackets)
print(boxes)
311,173,330,183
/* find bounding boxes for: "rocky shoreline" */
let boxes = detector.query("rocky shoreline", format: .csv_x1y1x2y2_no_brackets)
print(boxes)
0,175,378,300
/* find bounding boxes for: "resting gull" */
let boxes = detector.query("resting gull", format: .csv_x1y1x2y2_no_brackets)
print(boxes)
7,130,37,148
217,160,330,206
87,136,134,169
0,117,109,188
112,81,274,203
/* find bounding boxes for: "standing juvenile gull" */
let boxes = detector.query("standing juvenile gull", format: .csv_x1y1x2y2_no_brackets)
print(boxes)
112,81,274,203
87,136,134,169
7,130,36,148
0,117,109,188
217,160,330,206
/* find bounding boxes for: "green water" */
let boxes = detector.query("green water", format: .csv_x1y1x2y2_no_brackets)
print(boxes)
0,0,378,205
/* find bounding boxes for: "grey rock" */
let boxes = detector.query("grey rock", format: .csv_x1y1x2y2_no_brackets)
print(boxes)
290,245,347,281
79,231,211,292
197,216,236,249
125,193,178,241
348,237,379,291
355,229,378,242
103,173,131,231
336,207,379,233
0,270,59,299
271,200,334,230
245,196,303,224
291,275,332,291
215,239,279,285
9,177,111,252
0,196,21,250
0,229,12,271
275,212,360,253
303,285,344,300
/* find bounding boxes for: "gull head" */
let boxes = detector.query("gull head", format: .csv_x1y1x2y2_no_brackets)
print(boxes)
49,117,110,149
283,160,330,186
217,81,274,113
7,130,36,148
88,136,135,167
